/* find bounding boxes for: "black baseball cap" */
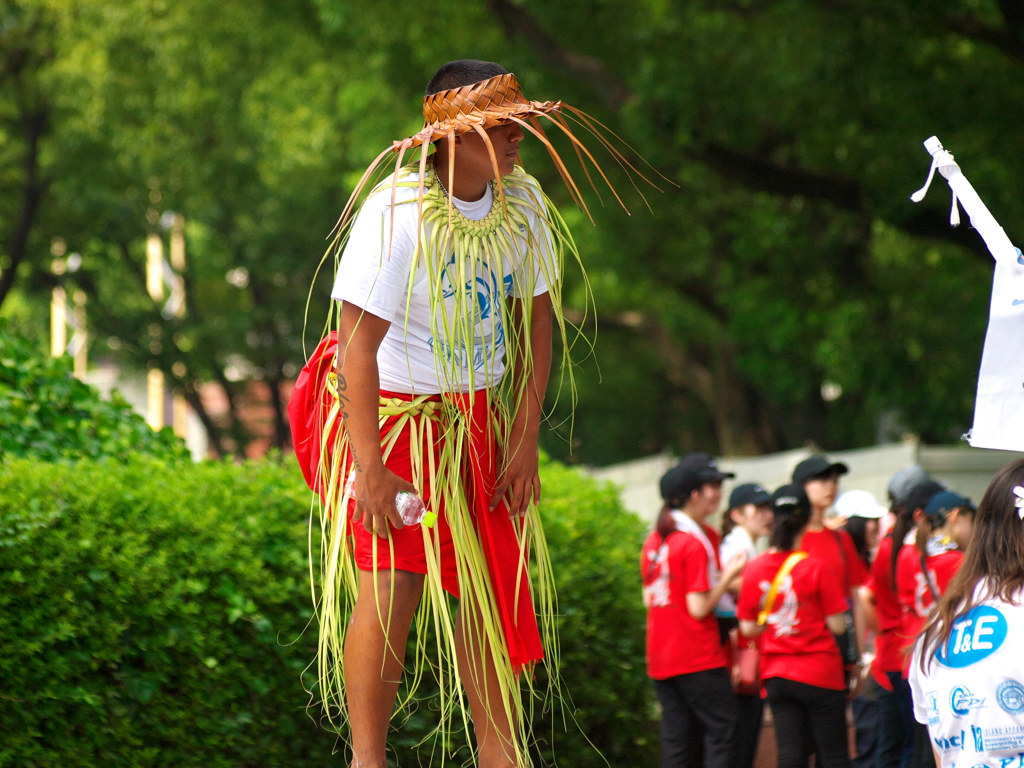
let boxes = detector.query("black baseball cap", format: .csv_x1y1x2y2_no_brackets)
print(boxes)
729,483,772,510
924,491,974,518
659,466,705,503
677,452,735,483
770,484,811,519
792,456,849,485
905,480,946,515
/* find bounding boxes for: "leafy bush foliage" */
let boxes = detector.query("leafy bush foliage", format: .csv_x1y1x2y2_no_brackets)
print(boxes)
0,321,188,462
541,460,658,765
0,455,655,767
0,457,329,768
528,458,657,765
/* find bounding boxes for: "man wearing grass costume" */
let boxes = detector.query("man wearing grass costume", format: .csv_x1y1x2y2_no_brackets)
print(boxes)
290,58,649,768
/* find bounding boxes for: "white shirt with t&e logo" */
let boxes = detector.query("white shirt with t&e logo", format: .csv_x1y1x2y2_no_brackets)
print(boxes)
909,586,1024,768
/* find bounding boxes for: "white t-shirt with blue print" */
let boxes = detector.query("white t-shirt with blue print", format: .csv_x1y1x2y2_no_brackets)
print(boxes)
332,172,554,395
909,586,1024,768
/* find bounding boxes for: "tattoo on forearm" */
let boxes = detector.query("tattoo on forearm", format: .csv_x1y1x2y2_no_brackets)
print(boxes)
335,372,363,472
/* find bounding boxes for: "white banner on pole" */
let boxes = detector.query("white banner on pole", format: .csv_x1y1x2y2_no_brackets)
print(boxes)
911,136,1024,451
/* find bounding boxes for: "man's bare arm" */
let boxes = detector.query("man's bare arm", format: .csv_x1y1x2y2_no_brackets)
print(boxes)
490,291,552,514
338,301,416,535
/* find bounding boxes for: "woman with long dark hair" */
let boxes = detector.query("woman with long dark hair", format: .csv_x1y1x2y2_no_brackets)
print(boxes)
909,459,1024,768
897,490,975,653
897,490,974,768
865,480,944,767
737,485,851,768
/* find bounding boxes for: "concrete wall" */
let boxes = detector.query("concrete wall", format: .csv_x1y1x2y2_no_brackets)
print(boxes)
588,439,1024,526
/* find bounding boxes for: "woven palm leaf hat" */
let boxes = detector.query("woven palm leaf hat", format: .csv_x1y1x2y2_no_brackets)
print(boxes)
331,66,661,237
414,72,560,146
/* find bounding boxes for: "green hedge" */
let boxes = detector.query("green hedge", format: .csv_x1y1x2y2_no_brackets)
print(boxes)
0,455,655,767
528,460,657,766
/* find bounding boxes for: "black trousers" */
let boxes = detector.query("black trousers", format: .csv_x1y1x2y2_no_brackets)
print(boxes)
653,667,737,768
850,678,880,768
911,721,937,768
874,671,915,768
731,692,764,768
765,677,851,768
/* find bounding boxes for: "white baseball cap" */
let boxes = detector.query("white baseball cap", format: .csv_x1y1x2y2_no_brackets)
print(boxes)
833,489,888,519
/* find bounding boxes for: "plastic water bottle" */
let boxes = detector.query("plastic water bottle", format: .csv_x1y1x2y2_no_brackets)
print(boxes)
395,492,436,528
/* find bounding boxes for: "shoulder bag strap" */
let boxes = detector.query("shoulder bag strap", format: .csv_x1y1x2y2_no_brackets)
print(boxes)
919,551,942,603
758,552,809,625
831,528,848,567
646,530,676,582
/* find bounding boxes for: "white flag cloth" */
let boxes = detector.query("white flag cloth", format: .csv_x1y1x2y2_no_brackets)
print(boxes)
911,136,1024,451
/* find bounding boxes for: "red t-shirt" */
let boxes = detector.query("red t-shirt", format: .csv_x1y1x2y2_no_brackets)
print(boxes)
800,528,870,595
641,527,727,680
895,543,963,674
868,535,905,688
736,551,848,690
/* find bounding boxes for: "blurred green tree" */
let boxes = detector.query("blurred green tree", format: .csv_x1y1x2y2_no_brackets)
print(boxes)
0,0,1018,462
0,320,188,462
475,0,1013,458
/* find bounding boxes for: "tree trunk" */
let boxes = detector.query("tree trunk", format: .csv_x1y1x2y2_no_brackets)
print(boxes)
265,370,290,451
0,104,49,309
180,378,227,458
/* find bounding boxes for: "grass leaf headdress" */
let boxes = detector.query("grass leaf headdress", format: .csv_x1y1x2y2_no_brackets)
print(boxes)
331,72,661,240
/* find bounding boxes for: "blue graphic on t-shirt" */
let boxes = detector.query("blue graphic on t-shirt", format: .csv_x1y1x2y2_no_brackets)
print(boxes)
997,680,1024,715
971,724,984,752
431,252,511,371
926,690,940,726
933,730,966,753
950,685,986,717
936,605,1007,668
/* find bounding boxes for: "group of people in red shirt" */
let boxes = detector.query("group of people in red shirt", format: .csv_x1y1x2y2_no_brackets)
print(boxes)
641,453,975,768
864,471,974,768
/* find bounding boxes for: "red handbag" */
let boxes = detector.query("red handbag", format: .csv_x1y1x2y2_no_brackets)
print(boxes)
736,638,761,694
287,332,340,496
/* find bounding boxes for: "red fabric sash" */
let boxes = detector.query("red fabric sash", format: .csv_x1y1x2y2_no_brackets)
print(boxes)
287,333,543,670
444,387,543,671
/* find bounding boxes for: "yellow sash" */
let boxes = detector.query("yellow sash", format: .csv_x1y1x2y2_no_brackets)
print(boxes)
757,552,808,626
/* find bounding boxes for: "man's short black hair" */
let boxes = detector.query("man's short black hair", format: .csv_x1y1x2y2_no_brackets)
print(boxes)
426,60,508,96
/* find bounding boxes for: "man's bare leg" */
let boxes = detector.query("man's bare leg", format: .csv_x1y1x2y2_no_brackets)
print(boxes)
455,602,519,768
345,568,424,768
